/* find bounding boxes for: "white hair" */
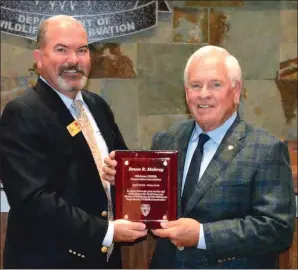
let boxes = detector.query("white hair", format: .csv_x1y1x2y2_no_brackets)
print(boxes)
183,45,242,87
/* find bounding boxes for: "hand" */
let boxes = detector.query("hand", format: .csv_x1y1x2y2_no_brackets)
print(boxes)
151,218,200,247
113,219,148,242
102,151,117,185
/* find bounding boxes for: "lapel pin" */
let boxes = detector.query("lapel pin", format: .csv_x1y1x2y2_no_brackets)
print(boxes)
228,145,234,151
67,120,81,137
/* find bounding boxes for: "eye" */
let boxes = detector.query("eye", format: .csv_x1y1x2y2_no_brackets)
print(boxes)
78,47,89,54
213,82,222,88
56,47,66,53
190,83,201,90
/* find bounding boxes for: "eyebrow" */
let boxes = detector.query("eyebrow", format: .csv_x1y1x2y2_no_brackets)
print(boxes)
54,44,89,50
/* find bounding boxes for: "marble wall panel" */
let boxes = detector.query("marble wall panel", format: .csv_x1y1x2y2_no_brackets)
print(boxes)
100,79,139,149
89,43,137,79
137,43,201,115
173,7,208,43
216,8,280,79
280,10,297,43
279,43,297,80
139,114,191,150
241,80,297,139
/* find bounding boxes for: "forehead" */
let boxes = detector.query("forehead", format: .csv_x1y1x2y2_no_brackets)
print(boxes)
45,21,88,46
188,56,229,81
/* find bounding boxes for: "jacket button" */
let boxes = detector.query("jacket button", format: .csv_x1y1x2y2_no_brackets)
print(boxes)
101,211,108,217
217,259,223,263
101,246,108,253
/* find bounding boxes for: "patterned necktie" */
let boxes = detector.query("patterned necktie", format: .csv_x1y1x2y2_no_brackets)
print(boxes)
182,133,210,212
72,100,114,260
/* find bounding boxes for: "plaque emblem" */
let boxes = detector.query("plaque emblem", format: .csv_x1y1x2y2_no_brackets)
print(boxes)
141,204,151,217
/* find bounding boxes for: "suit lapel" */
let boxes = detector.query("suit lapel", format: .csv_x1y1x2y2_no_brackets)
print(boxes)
184,116,247,214
34,78,97,162
35,78,75,128
175,121,195,217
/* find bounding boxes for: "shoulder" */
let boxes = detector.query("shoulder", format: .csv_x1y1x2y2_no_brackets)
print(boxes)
243,120,281,145
81,89,111,110
2,87,38,113
239,120,287,157
153,119,194,141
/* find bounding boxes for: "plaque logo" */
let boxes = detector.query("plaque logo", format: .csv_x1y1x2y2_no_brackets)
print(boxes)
141,204,151,217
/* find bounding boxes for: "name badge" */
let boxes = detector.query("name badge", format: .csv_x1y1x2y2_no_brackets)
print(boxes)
67,120,81,137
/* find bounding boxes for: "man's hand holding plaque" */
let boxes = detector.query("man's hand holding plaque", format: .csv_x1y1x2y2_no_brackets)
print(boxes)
103,150,177,229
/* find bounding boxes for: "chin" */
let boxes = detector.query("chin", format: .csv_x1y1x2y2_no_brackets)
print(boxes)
58,77,87,92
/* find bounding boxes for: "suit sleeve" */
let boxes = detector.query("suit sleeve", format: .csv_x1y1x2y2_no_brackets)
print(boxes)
0,100,110,257
203,140,296,259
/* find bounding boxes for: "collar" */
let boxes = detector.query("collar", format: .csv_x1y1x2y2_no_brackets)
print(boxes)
191,111,237,145
39,76,84,109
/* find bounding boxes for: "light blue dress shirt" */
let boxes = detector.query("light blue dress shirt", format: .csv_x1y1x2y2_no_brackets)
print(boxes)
182,112,237,249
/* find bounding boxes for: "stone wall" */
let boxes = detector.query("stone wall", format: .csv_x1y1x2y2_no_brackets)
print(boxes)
1,1,297,149
1,1,297,268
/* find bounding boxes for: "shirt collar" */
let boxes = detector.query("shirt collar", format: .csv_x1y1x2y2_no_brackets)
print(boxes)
39,76,84,109
191,111,237,145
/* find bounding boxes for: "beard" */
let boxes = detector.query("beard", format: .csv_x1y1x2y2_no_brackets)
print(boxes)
57,75,87,92
57,64,88,92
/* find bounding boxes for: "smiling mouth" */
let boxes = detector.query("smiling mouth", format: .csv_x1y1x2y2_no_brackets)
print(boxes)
197,104,214,108
61,69,83,75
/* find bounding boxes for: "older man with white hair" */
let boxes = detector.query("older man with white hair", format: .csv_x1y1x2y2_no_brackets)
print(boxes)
148,45,295,268
104,45,295,269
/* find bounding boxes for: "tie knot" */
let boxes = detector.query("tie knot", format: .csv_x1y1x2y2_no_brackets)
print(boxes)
72,100,83,109
72,100,83,116
198,133,210,150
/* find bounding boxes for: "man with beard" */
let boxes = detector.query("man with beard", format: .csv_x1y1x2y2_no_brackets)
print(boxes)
103,45,295,269
0,15,147,269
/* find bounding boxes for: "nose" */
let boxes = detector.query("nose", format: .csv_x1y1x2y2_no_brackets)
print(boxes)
199,85,211,99
67,51,79,65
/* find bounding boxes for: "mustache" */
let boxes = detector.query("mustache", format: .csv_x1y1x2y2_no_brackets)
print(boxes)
59,65,85,76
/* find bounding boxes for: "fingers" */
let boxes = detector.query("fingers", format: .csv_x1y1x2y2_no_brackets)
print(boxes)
151,228,173,238
114,220,146,231
131,229,148,240
102,151,118,183
128,221,147,231
109,150,116,159
102,165,116,179
103,155,117,168
113,220,148,242
160,220,179,228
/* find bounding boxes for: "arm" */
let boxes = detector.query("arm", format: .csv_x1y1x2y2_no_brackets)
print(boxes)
0,100,145,257
203,140,295,258
0,100,110,256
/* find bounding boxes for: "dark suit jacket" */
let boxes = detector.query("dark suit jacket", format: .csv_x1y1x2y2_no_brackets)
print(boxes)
0,78,128,269
150,115,295,269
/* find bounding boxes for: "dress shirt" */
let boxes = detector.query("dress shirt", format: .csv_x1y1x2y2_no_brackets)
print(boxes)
182,112,237,249
40,77,114,247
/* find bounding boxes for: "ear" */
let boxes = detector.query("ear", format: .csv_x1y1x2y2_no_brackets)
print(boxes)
33,49,42,69
233,80,242,104
184,85,190,103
